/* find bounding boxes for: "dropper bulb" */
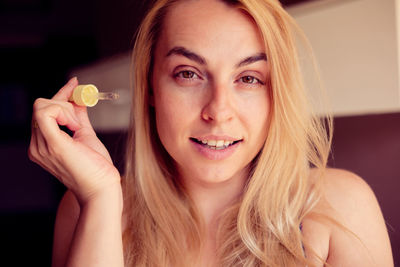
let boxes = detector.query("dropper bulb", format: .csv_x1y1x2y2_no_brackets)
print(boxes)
69,84,120,107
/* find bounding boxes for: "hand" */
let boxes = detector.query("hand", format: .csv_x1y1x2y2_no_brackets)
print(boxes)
28,77,121,205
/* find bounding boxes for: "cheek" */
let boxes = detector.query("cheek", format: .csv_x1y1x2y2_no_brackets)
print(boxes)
240,94,270,152
154,94,178,142
240,92,270,132
153,74,203,138
153,88,194,148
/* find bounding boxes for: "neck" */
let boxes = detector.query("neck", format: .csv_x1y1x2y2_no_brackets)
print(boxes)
179,168,248,267
182,168,248,229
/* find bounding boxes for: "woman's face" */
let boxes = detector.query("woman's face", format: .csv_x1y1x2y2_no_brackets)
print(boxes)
152,0,270,186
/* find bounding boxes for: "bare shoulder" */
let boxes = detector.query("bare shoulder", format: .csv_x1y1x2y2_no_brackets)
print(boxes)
52,190,80,267
321,168,393,266
323,168,375,203
321,168,379,220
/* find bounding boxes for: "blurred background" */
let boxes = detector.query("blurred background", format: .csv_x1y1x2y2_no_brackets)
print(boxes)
1,0,399,265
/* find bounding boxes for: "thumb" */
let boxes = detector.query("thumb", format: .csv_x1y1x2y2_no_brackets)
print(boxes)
52,77,78,101
74,105,94,130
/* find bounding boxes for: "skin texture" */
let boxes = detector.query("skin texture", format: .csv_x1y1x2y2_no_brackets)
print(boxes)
152,1,270,187
151,3,271,264
44,0,393,266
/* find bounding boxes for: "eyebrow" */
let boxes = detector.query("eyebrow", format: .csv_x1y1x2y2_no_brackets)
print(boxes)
236,53,267,67
166,46,267,67
166,46,206,65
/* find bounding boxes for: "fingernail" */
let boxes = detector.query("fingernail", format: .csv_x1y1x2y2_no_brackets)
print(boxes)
69,77,78,83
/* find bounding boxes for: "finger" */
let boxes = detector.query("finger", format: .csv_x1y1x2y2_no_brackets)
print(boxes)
29,116,70,183
35,104,81,146
46,99,82,125
52,89,93,131
54,105,81,132
29,119,50,167
52,77,78,101
34,98,82,131
74,105,94,131
36,125,50,158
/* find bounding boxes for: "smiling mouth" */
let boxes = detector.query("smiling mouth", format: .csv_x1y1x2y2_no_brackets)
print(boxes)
190,137,243,150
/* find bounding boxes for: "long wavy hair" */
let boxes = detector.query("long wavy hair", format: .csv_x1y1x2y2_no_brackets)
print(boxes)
122,0,332,266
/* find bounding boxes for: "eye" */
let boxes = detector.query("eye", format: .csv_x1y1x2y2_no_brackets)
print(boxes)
175,70,198,79
240,75,262,84
173,68,203,86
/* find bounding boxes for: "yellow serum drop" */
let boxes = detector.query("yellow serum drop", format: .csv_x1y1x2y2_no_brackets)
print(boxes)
69,84,119,107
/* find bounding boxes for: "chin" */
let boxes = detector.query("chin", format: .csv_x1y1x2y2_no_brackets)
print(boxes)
183,166,246,186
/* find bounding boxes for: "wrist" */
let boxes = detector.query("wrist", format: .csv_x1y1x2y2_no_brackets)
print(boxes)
77,181,123,212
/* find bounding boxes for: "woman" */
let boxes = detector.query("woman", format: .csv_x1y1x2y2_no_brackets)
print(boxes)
29,0,393,266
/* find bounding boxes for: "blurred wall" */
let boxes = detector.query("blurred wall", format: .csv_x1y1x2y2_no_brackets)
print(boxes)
288,0,400,116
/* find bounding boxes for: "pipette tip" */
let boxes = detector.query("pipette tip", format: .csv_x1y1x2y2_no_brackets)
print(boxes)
97,92,120,101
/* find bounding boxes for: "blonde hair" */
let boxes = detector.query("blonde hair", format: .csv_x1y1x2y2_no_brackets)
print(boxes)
122,0,332,266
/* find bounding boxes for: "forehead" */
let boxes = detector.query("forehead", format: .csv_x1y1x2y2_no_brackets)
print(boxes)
156,0,265,59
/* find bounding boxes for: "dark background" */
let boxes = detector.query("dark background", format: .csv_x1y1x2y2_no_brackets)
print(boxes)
1,0,399,266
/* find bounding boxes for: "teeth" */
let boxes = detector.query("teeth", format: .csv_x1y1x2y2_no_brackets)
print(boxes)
207,140,217,146
196,139,236,148
215,140,224,147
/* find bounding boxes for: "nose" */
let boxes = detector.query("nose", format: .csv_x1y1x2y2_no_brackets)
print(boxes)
201,83,234,123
